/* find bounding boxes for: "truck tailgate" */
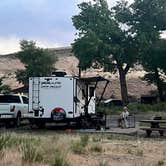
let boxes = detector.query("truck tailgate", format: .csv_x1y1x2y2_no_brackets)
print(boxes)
0,104,11,114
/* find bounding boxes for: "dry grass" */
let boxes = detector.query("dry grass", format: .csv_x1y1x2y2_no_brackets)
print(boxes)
0,132,165,166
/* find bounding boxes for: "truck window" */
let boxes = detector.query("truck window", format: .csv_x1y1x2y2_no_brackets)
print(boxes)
0,95,21,103
22,96,29,104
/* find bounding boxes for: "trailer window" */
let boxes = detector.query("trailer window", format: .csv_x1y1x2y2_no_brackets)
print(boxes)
22,96,29,104
89,87,95,97
0,95,21,103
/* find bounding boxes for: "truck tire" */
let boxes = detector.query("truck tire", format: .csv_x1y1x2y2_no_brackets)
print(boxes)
14,112,21,127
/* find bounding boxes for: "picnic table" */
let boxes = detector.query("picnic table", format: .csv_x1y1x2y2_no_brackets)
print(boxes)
139,119,166,137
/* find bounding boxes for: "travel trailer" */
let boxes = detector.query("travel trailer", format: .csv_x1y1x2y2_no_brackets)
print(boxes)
28,72,109,128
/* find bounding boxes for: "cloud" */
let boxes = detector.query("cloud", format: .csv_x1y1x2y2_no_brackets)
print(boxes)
0,36,20,54
0,36,62,55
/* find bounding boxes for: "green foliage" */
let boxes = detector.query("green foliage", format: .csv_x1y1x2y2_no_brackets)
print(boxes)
16,40,57,85
156,160,165,166
72,0,139,104
141,39,166,101
72,0,166,104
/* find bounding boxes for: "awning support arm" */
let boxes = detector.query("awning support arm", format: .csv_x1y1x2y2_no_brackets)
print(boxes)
97,80,109,106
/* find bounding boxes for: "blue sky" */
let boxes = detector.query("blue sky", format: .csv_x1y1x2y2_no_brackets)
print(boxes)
0,0,135,54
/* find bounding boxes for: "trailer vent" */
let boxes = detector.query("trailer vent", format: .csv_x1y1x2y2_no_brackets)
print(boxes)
52,71,67,77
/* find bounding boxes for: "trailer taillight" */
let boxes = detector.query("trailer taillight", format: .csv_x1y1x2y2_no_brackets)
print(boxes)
10,105,15,112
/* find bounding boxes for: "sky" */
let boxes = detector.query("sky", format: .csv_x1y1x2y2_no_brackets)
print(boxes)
0,0,137,54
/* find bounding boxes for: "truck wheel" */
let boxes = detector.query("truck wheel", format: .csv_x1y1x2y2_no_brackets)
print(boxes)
15,113,21,127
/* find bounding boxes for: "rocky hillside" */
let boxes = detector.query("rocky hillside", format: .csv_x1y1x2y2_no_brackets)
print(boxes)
0,47,156,99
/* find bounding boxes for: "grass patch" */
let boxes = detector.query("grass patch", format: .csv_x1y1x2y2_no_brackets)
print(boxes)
97,102,166,115
70,134,89,154
90,144,103,153
135,149,143,156
70,141,85,154
98,159,108,166
51,149,70,166
20,141,43,163
80,134,89,146
0,133,12,151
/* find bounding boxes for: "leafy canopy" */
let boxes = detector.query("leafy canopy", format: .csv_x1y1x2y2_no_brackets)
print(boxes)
72,0,138,73
16,40,57,85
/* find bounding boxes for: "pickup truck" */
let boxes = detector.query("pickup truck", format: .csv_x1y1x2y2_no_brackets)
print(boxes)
0,94,28,127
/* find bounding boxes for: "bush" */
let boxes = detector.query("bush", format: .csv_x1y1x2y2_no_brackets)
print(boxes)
157,160,165,166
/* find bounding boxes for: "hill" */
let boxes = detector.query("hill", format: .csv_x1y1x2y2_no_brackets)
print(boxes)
0,47,156,99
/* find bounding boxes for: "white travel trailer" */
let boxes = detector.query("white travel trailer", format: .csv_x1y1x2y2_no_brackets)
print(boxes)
28,72,109,128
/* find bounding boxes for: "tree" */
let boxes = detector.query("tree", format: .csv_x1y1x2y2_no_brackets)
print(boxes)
16,40,57,86
72,0,138,104
0,77,11,94
130,0,166,101
142,39,166,101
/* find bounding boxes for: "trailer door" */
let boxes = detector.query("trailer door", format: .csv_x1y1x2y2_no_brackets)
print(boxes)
88,86,95,114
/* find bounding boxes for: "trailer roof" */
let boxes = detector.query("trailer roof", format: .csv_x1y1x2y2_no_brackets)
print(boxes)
79,76,109,83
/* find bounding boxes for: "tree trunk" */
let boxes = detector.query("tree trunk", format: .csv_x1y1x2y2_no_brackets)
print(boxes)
155,68,165,102
119,69,129,105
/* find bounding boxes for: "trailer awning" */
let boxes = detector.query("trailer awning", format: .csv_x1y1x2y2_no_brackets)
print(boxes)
79,76,109,83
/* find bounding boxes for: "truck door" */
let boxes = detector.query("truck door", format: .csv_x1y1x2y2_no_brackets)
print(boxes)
21,96,29,115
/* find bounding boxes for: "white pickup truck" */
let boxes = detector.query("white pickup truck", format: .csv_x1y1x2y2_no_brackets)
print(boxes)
0,94,28,127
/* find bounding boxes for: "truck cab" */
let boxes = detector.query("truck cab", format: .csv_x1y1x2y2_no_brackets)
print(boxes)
0,94,28,127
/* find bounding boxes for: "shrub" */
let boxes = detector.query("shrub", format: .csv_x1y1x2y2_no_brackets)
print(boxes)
157,160,164,166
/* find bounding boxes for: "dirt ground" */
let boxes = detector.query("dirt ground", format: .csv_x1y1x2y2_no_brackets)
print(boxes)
0,131,165,166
